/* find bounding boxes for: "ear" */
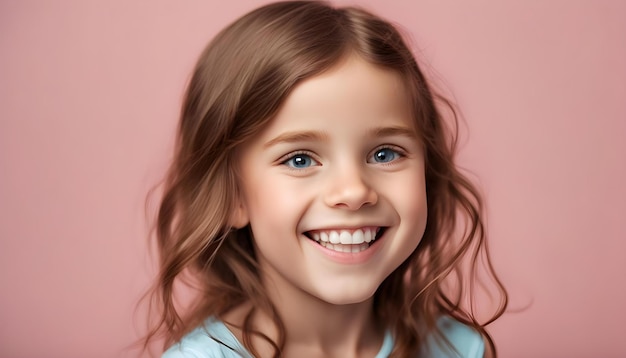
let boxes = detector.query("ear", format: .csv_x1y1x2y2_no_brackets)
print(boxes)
230,199,249,229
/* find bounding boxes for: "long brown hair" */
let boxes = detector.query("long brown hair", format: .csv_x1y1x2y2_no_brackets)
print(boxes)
143,1,507,356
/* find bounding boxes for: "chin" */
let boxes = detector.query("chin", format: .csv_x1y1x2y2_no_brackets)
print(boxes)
315,286,379,306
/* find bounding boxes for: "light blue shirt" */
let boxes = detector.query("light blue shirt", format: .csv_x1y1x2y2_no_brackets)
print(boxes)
163,316,484,358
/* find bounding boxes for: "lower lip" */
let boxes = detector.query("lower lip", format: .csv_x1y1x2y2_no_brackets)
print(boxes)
306,233,385,264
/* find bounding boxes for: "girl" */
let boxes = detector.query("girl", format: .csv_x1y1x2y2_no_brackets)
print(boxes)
145,1,507,357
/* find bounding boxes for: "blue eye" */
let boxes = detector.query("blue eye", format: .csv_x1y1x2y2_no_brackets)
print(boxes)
284,154,316,169
371,148,399,163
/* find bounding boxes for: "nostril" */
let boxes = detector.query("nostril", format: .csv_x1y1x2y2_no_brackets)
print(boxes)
325,185,378,210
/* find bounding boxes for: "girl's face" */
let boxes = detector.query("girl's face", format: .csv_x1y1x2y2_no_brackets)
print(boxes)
235,55,427,306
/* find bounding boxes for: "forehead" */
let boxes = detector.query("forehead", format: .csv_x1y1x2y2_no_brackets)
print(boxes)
262,55,415,137
288,56,408,117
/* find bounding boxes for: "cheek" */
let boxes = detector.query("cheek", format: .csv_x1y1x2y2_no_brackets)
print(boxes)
410,191,428,235
412,182,428,227
242,175,312,237
391,172,428,232
245,177,299,212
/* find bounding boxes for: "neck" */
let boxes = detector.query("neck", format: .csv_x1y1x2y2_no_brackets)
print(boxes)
223,273,385,358
277,294,381,354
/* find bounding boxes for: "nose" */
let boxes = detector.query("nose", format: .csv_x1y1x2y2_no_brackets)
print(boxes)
324,164,378,210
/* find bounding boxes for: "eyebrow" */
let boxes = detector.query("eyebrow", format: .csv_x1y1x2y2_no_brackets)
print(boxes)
368,125,418,139
263,125,417,148
263,130,330,148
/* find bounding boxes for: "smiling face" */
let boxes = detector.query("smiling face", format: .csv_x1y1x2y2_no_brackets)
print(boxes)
235,55,427,306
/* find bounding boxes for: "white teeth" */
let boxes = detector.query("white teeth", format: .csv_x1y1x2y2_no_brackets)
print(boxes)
308,227,380,247
364,229,372,243
352,229,364,244
320,242,369,253
339,231,352,244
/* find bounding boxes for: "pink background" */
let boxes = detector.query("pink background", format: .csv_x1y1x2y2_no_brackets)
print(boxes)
1,1,625,357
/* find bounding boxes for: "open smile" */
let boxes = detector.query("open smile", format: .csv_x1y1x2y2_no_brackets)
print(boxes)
304,227,387,253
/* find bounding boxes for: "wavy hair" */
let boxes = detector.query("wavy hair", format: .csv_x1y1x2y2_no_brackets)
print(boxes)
143,1,507,357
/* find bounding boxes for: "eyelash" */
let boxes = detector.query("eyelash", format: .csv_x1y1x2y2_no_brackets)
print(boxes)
279,145,406,170
280,151,320,170
368,145,406,164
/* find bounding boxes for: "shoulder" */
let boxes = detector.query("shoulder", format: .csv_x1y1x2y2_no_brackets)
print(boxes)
162,317,251,358
421,316,485,358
